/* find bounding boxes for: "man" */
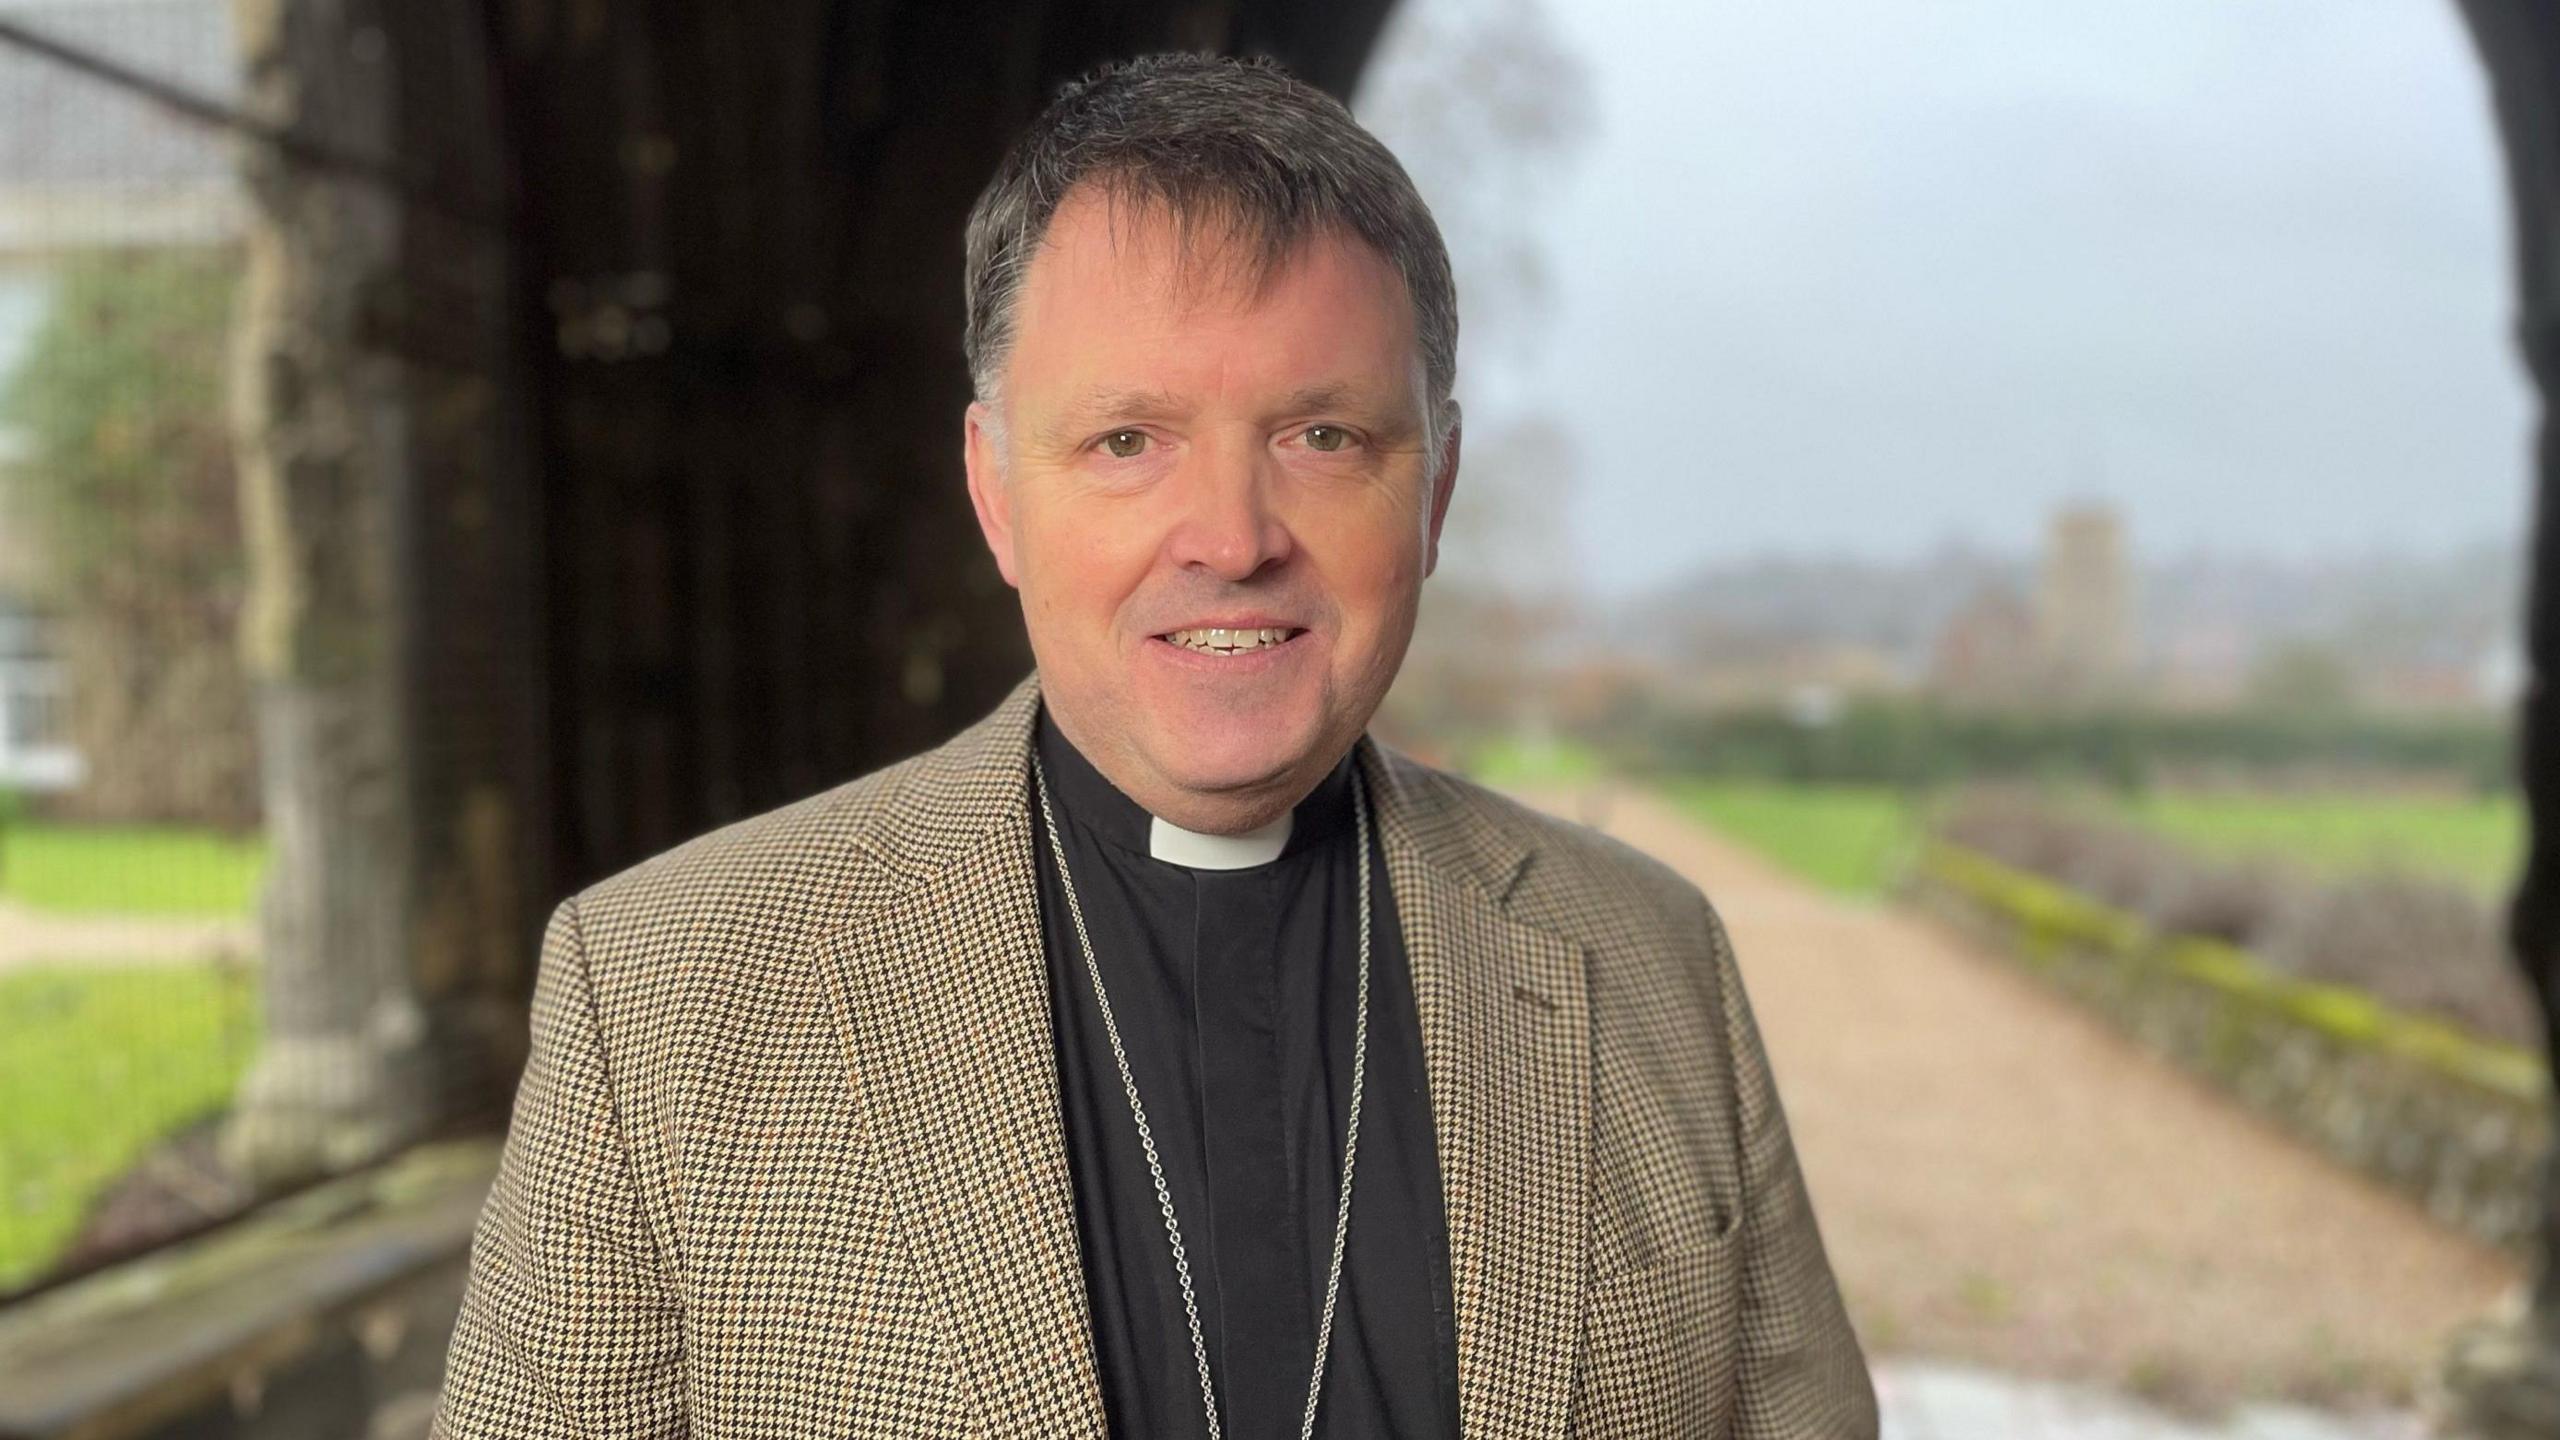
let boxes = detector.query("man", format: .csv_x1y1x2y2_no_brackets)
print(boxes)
434,52,1875,1439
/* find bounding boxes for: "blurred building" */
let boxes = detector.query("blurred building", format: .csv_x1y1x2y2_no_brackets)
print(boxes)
2033,501,2136,699
1928,581,2037,706
1643,609,1909,713
0,0,241,800
0,591,72,789
2149,616,2252,710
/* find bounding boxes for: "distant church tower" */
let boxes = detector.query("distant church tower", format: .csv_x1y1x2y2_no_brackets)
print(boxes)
2033,502,2134,697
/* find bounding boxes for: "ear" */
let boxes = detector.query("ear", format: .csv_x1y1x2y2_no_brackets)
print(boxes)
964,399,1022,589
1422,401,1462,579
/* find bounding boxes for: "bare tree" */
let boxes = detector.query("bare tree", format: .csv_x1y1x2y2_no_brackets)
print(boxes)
1358,0,1593,743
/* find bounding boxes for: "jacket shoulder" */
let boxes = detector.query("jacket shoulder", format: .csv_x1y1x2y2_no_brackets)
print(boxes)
568,673,1042,946
566,747,940,957
1386,756,1710,948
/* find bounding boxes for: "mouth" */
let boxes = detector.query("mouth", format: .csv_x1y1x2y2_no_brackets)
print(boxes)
1154,625,1308,657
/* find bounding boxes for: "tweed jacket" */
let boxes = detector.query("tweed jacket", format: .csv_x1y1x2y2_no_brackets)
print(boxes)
431,673,1878,1438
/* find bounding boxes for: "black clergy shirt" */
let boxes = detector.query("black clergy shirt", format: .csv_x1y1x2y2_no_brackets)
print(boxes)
1029,706,1461,1440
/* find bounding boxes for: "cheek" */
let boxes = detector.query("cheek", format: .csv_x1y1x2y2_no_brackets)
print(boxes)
1308,508,1425,636
1017,497,1154,624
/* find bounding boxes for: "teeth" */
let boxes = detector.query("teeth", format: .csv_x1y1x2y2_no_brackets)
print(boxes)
1165,627,1294,655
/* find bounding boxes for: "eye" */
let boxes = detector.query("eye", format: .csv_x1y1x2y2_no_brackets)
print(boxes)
1099,429,1149,459
1302,424,1356,453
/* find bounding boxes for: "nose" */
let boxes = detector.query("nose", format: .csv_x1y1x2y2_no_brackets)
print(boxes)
1164,436,1292,582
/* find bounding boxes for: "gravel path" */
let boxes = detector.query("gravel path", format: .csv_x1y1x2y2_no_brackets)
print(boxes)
0,900,251,972
1505,782,2521,1416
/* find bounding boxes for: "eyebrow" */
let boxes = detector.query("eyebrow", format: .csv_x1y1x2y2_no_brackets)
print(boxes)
1276,382,1360,415
1034,385,1190,451
1031,379,1406,452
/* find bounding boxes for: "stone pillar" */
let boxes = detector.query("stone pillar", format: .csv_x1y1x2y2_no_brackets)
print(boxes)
218,0,430,1186
2435,2,2560,1433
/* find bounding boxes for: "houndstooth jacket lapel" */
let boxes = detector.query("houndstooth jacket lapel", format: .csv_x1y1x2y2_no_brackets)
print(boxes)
811,677,1106,1436
1357,727,1592,1440
812,672,1591,1439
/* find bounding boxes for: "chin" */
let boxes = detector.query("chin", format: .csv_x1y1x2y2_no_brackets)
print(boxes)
1142,708,1335,798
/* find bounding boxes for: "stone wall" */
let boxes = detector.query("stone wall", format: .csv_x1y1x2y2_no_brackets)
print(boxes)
1910,841,2551,1250
0,1139,494,1440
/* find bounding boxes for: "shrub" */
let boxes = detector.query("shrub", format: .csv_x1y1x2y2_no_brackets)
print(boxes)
1929,787,2537,1048
2257,874,2536,1050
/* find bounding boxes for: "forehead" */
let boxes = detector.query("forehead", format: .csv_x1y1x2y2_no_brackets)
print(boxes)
1005,185,1421,404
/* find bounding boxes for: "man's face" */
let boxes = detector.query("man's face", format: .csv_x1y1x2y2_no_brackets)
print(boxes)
964,186,1459,832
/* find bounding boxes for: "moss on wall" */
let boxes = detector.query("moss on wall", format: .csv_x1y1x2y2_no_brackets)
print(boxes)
1914,840,2551,1249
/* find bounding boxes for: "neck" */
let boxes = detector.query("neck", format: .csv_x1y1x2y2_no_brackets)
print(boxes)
1042,704,1329,838
1032,700,1362,866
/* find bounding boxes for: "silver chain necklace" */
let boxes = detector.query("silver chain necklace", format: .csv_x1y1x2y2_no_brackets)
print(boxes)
1031,755,1373,1440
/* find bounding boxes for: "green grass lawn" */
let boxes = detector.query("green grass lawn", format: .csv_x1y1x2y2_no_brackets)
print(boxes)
0,823,265,916
1662,780,1927,898
1651,779,2521,902
2098,790,2520,897
1464,734,1611,788
0,962,259,1292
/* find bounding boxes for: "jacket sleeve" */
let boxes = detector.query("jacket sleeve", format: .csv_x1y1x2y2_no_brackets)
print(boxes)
432,896,687,1438
1700,890,1880,1438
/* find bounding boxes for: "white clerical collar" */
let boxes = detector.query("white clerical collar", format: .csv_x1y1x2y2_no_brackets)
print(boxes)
1147,810,1292,870
1033,701,1355,870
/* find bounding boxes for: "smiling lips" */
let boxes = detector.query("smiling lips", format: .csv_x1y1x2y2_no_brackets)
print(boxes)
1159,626,1306,656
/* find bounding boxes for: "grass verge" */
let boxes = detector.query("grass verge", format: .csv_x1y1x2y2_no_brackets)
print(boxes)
0,961,258,1291
0,823,265,916
1661,780,1927,898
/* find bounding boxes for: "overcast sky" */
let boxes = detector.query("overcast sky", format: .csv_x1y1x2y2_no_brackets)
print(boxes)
1371,0,2531,597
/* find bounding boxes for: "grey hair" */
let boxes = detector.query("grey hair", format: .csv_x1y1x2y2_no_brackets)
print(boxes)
962,51,1460,474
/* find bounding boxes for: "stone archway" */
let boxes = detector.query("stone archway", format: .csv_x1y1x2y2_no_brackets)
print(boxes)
2426,3,2560,1432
